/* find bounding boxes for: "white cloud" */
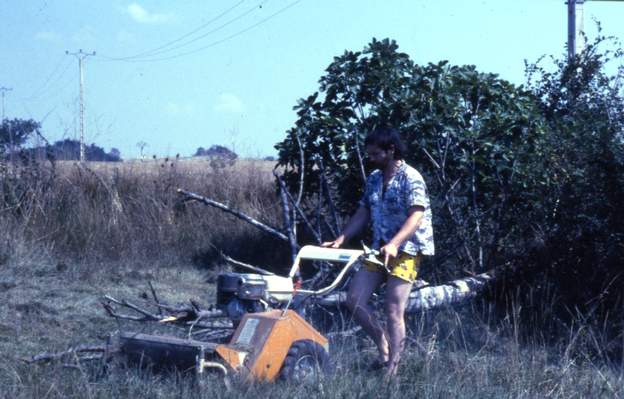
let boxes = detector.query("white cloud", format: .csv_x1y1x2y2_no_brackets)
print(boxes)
35,31,62,43
214,93,244,114
164,102,196,116
127,3,172,24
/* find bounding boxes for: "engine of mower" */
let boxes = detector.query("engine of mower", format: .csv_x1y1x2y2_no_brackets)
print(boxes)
214,246,367,325
216,273,294,324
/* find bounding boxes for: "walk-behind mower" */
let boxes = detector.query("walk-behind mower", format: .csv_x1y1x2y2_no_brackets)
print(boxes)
100,245,375,383
113,309,330,384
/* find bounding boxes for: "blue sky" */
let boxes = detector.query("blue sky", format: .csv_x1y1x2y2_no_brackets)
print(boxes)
1,0,623,159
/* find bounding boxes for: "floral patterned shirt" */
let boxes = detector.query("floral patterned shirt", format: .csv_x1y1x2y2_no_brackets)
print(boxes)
359,161,435,256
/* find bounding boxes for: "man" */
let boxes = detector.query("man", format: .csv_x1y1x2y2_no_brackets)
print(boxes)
322,127,435,378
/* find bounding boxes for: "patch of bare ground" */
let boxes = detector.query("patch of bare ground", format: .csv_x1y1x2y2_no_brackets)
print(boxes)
0,256,215,364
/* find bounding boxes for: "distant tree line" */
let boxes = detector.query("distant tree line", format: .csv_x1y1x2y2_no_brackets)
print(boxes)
0,119,121,162
194,145,238,160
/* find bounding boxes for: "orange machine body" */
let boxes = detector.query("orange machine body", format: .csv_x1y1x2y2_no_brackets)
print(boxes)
215,309,328,381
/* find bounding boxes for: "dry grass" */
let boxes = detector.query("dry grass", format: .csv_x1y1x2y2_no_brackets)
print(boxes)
1,257,622,398
0,157,289,271
1,158,623,398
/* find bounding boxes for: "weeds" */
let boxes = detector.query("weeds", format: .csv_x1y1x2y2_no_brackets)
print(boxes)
0,158,287,270
2,303,623,398
1,158,623,398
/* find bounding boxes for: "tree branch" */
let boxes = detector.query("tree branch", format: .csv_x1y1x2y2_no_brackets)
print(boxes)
275,172,322,244
316,157,341,233
23,345,106,364
220,251,275,276
177,188,288,242
294,129,305,206
274,174,299,263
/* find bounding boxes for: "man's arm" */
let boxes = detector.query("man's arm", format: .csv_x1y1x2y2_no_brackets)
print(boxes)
381,205,425,264
322,205,370,248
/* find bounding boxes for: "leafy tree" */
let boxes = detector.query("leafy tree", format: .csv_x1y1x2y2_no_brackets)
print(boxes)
194,145,238,160
276,38,552,275
194,145,237,169
520,34,624,323
0,118,41,156
53,139,121,161
276,35,624,338
22,139,122,162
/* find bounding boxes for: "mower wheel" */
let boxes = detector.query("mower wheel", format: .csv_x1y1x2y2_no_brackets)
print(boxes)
278,339,332,383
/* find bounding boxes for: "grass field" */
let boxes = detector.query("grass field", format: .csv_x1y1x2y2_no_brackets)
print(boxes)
1,256,622,398
1,158,623,398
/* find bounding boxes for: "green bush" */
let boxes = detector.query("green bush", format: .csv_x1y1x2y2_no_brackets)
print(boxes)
276,36,624,339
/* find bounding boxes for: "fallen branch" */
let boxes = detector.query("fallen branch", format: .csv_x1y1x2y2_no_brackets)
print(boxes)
23,344,105,364
177,188,288,242
148,281,163,317
102,295,225,327
102,295,162,322
311,272,493,314
220,251,275,276
405,273,494,312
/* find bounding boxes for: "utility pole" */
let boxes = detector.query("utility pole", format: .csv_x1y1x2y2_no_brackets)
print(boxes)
0,86,11,121
567,0,624,61
66,49,95,162
1,86,14,163
567,0,585,60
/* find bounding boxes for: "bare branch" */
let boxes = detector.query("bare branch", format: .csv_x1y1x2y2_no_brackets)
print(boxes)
275,172,322,244
177,188,288,242
353,130,367,183
316,157,341,233
148,281,163,317
102,295,161,322
405,273,494,312
294,129,305,206
274,173,299,263
220,251,275,276
421,147,441,170
24,345,106,364
313,272,494,314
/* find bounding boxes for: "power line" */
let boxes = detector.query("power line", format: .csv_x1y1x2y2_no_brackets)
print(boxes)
104,0,248,61
66,49,96,163
109,0,301,63
21,57,73,101
100,0,267,62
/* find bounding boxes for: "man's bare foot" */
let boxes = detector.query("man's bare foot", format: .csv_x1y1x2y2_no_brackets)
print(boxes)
383,360,399,381
377,338,389,362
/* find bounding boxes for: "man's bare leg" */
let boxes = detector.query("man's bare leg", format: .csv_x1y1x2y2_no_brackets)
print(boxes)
384,276,413,377
346,269,388,363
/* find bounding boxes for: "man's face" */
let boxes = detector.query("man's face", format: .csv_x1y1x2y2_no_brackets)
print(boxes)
365,144,394,169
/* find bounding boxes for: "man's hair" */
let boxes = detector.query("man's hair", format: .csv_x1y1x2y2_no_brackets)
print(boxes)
364,127,407,160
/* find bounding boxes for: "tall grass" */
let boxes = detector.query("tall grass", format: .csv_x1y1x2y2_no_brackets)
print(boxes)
0,158,289,271
1,157,623,398
1,304,622,399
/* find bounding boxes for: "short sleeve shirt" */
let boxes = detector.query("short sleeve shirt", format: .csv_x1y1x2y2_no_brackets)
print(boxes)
359,162,435,256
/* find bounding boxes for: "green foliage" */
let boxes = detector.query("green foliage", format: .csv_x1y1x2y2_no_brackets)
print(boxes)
24,139,122,162
0,118,40,155
276,38,553,274
277,35,624,332
521,35,624,319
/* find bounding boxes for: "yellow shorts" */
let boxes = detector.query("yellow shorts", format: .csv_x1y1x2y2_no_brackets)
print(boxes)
362,252,422,283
